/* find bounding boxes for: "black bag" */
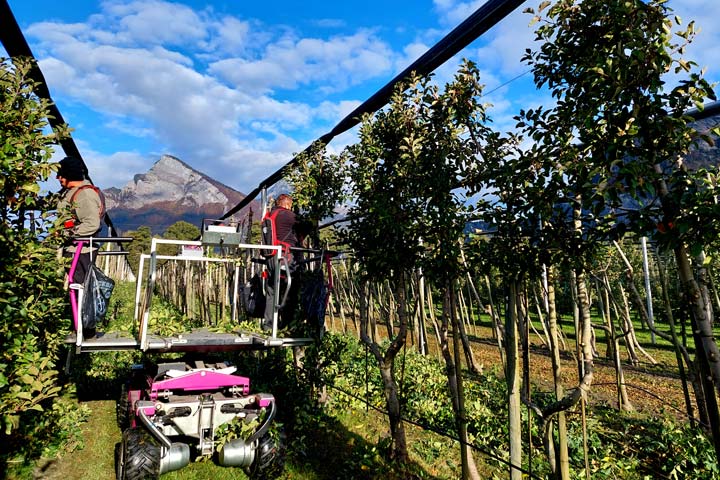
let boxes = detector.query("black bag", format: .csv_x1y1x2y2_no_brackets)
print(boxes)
241,274,266,318
82,264,115,330
301,270,327,336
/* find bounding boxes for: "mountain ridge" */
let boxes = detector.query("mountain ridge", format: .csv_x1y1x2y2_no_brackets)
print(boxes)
103,154,259,235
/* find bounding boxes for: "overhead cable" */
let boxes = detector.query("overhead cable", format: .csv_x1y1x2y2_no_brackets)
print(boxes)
220,0,528,220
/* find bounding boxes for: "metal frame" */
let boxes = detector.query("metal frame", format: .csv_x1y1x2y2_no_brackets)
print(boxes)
66,235,313,353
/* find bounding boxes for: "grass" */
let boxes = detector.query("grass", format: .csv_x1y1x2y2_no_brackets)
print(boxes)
28,401,117,480
28,393,460,480
469,303,692,371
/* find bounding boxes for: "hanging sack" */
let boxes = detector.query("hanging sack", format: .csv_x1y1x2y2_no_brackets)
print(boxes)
301,269,327,335
82,264,115,329
241,274,266,318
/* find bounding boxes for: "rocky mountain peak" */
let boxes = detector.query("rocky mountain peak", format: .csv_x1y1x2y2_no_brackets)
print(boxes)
103,154,256,235
105,154,233,211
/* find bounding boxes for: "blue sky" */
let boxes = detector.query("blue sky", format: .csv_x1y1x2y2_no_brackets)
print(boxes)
4,0,720,194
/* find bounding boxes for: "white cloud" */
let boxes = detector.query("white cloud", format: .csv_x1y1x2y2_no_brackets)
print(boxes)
395,41,432,73
315,99,362,123
208,31,394,95
76,146,150,190
433,0,488,27
470,8,537,77
206,16,252,54
21,0,410,190
24,1,395,192
99,0,207,47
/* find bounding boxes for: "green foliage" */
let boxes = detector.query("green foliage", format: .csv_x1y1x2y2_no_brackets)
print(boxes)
521,0,718,252
35,387,90,458
214,414,261,452
123,225,152,275
326,335,509,456
0,58,68,215
287,141,347,241
163,220,200,241
3,387,90,478
104,279,138,334
340,59,517,281
321,333,716,478
147,300,199,337
0,56,74,469
575,408,718,479
343,75,429,281
158,220,201,257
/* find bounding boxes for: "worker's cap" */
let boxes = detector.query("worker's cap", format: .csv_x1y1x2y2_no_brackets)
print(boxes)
56,156,86,181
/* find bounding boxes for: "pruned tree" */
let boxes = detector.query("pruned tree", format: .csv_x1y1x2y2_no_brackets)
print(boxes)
523,0,720,460
342,81,427,463
410,60,515,479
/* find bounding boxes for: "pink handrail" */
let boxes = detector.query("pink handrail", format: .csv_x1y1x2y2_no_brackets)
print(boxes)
67,240,86,331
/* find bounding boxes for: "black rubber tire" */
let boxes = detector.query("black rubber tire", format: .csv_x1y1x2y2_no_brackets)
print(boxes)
248,431,286,480
117,383,131,430
120,427,160,480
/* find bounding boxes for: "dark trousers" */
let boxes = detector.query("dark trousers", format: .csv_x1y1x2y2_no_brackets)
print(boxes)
262,264,298,332
64,249,97,284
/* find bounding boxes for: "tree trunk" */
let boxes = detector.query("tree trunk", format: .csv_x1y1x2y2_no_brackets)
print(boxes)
656,251,698,426
675,244,720,460
456,297,480,374
616,283,640,364
358,274,409,463
417,269,429,355
595,278,613,360
612,241,658,365
655,164,720,458
546,268,570,480
486,275,506,368
575,269,594,480
599,274,633,412
506,280,523,480
427,282,442,360
532,283,551,348
518,281,534,476
450,286,481,480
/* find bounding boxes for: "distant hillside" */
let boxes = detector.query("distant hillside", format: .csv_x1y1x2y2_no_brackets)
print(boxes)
104,155,259,235
685,114,720,170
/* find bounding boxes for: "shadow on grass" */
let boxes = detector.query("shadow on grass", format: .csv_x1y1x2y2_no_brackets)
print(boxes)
283,407,442,480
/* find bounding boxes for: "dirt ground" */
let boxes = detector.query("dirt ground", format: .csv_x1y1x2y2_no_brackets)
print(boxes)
329,314,696,423
461,327,692,421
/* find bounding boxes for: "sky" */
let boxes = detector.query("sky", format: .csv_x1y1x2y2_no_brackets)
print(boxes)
4,0,720,194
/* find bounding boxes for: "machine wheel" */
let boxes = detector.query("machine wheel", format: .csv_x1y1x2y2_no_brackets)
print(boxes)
119,427,160,480
248,430,286,480
116,384,131,430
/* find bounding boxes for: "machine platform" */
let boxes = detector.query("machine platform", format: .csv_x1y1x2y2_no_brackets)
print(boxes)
65,328,313,353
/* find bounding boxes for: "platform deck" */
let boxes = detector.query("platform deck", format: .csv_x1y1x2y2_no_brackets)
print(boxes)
65,328,313,353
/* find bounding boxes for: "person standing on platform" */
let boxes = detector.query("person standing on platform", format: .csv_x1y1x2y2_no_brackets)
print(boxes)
55,155,105,285
262,194,300,332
